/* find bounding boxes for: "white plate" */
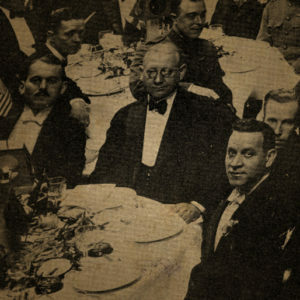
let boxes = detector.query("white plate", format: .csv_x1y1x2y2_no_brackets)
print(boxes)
68,258,141,293
221,55,259,73
36,258,72,277
62,184,119,211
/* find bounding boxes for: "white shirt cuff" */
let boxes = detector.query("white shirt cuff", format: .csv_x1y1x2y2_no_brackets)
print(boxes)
70,98,87,105
191,201,206,213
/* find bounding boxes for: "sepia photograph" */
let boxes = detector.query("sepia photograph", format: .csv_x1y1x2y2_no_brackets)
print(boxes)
0,0,299,299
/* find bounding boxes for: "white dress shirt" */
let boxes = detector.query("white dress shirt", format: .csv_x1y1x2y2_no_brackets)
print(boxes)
142,92,176,167
214,173,270,251
1,7,35,56
7,106,51,154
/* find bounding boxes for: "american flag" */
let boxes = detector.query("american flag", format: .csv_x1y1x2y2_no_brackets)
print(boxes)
0,79,12,117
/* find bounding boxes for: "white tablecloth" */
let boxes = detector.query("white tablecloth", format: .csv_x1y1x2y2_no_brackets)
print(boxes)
3,185,202,300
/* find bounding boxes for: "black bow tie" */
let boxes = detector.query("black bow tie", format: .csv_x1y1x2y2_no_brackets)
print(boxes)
148,98,168,115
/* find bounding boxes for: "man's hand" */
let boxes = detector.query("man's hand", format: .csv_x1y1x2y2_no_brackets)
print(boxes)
167,203,201,223
181,83,220,100
70,98,90,127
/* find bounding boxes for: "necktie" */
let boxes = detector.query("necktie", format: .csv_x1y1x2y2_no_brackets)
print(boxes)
148,98,167,115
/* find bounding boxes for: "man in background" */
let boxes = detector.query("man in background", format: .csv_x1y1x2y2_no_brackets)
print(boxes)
211,0,264,39
130,0,233,109
257,0,300,73
262,87,300,185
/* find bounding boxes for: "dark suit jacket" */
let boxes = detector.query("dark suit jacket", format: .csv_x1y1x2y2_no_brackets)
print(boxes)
90,88,235,208
0,8,28,91
211,0,264,39
185,175,298,300
1,97,86,187
34,44,90,104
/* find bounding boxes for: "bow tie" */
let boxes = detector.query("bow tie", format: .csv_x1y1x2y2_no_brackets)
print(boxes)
227,189,245,205
148,98,168,115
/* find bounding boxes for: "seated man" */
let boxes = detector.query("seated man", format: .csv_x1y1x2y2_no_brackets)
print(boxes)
185,119,297,299
130,0,233,109
262,87,300,185
211,0,264,39
257,0,300,74
1,54,86,187
35,7,90,126
90,41,235,222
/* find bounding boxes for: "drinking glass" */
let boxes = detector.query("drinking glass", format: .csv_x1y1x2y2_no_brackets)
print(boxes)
48,177,66,208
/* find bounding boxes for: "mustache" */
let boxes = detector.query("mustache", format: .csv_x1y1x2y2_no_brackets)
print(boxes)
191,23,209,30
34,89,49,97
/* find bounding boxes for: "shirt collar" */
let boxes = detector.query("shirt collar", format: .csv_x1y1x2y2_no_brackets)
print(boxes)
147,90,177,114
46,41,66,63
20,105,52,126
228,172,270,203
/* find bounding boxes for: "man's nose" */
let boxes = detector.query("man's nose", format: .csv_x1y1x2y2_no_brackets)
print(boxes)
194,14,204,24
40,79,47,90
274,123,282,136
230,154,243,168
154,72,164,84
73,33,81,43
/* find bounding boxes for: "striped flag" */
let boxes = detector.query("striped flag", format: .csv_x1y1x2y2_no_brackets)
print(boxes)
0,80,13,117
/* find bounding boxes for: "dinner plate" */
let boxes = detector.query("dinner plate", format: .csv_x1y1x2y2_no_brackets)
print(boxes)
68,258,141,293
220,55,259,73
120,206,185,243
36,258,72,277
61,184,119,211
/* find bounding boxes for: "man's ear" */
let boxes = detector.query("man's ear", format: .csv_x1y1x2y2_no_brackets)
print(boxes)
60,81,67,95
179,64,187,80
18,81,25,95
265,148,277,168
139,65,144,80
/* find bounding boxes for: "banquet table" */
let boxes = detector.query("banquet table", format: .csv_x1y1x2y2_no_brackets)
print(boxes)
65,33,299,174
2,185,202,300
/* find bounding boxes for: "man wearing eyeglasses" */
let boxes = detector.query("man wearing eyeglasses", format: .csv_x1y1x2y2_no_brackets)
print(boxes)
90,42,235,222
130,0,233,111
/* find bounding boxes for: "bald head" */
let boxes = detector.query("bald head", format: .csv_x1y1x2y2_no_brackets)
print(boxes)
143,42,181,67
142,42,186,99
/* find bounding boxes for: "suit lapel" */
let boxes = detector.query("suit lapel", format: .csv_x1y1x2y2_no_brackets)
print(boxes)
0,9,19,51
202,198,229,260
155,90,189,168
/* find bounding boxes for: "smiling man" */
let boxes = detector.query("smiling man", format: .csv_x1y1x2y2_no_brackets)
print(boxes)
185,119,297,299
90,41,235,222
35,7,90,126
130,0,233,109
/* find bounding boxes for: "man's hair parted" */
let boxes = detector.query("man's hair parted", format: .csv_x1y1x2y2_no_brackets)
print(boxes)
18,53,66,81
48,7,84,33
232,119,276,152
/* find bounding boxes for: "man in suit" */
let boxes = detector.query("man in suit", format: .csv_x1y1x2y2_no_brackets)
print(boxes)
185,119,297,299
1,54,86,187
130,0,233,110
257,0,300,74
262,87,300,186
211,0,264,39
90,41,235,222
35,7,90,126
